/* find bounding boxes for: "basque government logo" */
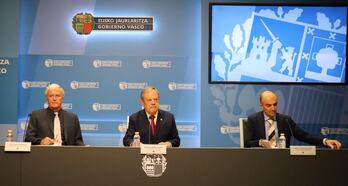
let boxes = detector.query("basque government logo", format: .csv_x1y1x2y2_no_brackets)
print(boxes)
72,13,94,35
72,13,154,35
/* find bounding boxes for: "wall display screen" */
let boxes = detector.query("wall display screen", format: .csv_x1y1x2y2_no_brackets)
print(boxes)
209,3,347,84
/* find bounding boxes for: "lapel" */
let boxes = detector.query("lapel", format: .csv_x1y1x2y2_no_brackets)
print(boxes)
155,110,164,136
141,110,151,135
46,108,55,136
61,110,68,141
259,112,266,139
276,114,285,134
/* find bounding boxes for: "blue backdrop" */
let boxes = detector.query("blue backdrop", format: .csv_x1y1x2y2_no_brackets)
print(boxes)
0,0,347,148
17,0,201,146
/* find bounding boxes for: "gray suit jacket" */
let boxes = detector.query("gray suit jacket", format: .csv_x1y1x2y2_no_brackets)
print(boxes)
25,108,84,145
123,109,180,147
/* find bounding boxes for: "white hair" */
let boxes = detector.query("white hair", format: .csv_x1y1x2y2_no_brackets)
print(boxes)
140,86,160,100
45,83,65,96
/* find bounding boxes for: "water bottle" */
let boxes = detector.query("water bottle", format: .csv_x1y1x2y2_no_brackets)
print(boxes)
6,129,14,142
131,131,140,147
279,133,286,149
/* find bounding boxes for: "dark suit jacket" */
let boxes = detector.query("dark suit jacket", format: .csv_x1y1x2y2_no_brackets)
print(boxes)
245,111,324,148
25,108,84,146
123,109,180,147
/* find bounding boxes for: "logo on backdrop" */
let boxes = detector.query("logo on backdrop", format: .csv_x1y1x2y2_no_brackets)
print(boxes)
80,124,99,131
142,60,172,69
92,103,121,111
142,154,167,177
220,125,240,134
168,82,197,91
118,82,147,90
177,124,197,132
321,127,348,135
159,105,171,111
44,59,73,68
72,13,154,35
93,59,122,68
70,81,99,89
0,68,7,74
118,122,128,133
21,80,50,89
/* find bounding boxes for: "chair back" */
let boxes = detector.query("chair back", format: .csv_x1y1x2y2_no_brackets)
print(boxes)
239,118,247,148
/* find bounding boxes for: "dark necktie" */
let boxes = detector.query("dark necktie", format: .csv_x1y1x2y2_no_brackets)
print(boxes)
149,115,156,136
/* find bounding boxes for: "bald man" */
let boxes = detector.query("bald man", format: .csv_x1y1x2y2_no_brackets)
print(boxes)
245,90,341,149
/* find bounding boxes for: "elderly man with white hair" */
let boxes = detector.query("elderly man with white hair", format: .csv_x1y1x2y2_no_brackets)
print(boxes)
25,83,84,146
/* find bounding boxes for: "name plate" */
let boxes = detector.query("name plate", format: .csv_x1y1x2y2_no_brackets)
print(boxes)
140,144,166,154
4,142,31,152
290,145,316,156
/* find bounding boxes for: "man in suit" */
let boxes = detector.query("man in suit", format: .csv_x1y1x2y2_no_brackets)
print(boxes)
123,86,180,147
245,90,341,149
25,83,84,146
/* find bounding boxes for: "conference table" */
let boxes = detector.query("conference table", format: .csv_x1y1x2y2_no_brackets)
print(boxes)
1,146,347,186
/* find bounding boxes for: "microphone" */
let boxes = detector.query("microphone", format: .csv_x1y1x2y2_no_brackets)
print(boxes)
23,113,32,142
285,118,294,138
148,121,151,144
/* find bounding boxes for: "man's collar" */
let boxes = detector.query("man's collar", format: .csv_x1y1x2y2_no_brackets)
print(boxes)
47,107,62,114
263,112,276,121
145,111,158,119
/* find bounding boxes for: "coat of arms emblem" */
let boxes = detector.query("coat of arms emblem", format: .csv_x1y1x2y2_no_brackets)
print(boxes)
72,13,94,35
141,154,167,177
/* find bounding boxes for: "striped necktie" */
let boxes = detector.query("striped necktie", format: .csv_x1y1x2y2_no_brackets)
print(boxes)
267,119,276,148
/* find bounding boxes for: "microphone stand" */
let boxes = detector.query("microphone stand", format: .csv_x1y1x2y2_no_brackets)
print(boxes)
285,118,294,147
148,121,151,144
23,113,31,142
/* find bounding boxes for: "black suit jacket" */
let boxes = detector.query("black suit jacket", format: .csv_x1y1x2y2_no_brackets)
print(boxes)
123,109,180,147
25,108,84,146
245,111,324,148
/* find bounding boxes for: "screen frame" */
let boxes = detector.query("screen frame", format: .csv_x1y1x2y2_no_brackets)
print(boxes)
208,0,348,84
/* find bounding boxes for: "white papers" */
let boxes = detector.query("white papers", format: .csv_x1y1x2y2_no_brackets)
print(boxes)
4,142,31,152
140,144,166,154
290,145,316,156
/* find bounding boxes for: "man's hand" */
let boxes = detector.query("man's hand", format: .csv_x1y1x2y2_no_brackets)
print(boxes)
325,139,342,149
40,137,54,145
158,141,172,148
260,139,273,149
